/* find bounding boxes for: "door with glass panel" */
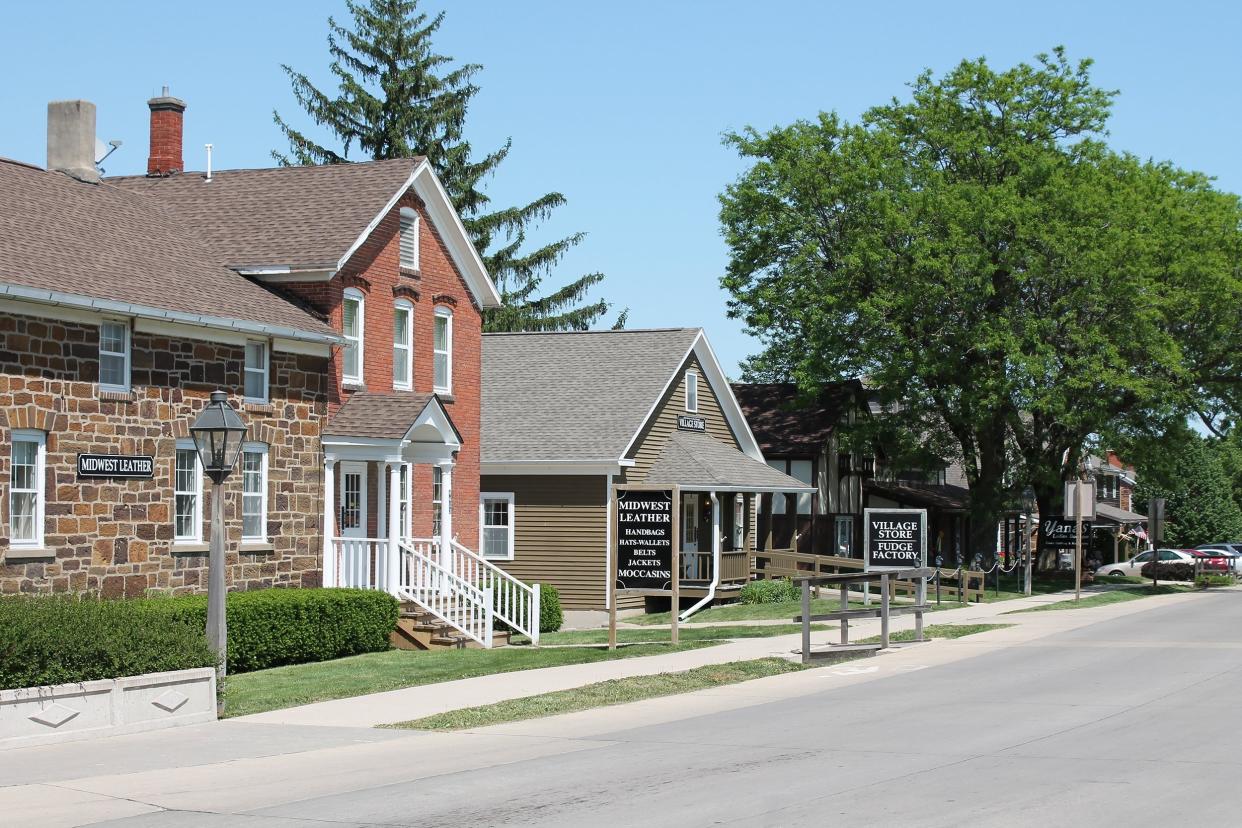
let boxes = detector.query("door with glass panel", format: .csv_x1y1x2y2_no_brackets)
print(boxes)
682,493,701,578
338,462,367,538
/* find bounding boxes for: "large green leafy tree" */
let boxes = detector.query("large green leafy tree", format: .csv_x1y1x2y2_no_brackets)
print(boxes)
274,0,622,330
719,48,1242,558
1134,433,1242,546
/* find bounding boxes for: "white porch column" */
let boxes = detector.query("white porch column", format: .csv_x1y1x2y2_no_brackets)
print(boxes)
322,459,337,588
439,460,454,572
378,462,388,539
387,462,401,595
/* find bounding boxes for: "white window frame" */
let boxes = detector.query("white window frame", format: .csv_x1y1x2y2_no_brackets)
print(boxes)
9,429,46,548
244,340,269,403
732,494,745,550
173,438,203,544
342,287,365,385
432,466,443,537
479,492,516,561
685,369,699,413
98,319,131,393
399,463,412,539
433,306,453,394
393,300,413,391
399,206,420,270
240,443,268,542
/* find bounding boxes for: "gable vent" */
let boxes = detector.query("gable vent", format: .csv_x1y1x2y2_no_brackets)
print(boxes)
399,207,419,270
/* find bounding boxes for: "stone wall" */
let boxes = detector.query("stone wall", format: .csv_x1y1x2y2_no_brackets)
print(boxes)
0,310,329,595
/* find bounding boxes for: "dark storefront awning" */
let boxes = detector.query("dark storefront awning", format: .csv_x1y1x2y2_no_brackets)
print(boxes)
645,431,814,493
864,480,970,513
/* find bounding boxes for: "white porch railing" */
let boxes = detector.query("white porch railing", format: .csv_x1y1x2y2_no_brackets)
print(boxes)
451,539,541,646
332,537,389,590
397,539,493,648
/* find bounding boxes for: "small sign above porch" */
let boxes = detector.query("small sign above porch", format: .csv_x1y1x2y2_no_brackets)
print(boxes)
677,415,706,432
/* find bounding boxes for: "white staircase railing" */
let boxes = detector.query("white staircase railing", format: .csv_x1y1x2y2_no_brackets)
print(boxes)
451,539,541,646
331,537,388,589
397,539,493,649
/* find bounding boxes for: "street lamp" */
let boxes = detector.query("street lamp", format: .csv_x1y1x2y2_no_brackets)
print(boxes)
190,390,247,681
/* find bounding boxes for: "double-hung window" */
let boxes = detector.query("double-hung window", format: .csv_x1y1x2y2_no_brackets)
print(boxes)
433,307,452,393
173,440,203,543
685,369,699,412
480,493,515,560
393,301,413,390
342,288,365,385
241,444,268,541
9,431,45,548
244,341,268,403
99,320,130,392
399,207,420,270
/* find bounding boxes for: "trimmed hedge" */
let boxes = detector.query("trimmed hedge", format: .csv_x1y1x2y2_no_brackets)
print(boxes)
0,595,217,691
739,578,800,605
539,584,563,633
137,588,399,673
1139,562,1194,581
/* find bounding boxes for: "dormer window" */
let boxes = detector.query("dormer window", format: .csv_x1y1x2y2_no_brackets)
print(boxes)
685,369,698,413
399,206,419,271
342,288,365,385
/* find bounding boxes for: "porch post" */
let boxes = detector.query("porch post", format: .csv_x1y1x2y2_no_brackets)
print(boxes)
439,460,454,572
711,491,722,581
322,459,337,588
387,463,401,595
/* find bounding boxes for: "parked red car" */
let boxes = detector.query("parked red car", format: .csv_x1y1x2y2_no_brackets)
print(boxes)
1185,549,1230,572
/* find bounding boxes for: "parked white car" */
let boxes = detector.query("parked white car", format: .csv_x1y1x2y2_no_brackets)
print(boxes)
1095,548,1194,578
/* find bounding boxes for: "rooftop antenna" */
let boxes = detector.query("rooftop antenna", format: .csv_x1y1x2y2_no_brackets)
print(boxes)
94,138,123,175
205,143,213,182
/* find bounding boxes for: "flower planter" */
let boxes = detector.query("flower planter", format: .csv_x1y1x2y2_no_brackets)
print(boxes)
0,667,217,749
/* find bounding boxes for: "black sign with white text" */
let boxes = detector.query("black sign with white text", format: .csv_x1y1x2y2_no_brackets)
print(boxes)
615,489,674,592
676,415,706,432
77,454,155,479
1040,516,1091,549
864,508,926,570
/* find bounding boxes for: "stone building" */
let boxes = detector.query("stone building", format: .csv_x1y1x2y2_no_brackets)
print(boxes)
0,92,502,603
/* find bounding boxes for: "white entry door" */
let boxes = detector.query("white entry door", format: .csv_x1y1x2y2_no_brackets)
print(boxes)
682,494,700,553
338,462,367,538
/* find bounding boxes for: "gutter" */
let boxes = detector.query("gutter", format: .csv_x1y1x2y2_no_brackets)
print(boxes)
0,282,344,346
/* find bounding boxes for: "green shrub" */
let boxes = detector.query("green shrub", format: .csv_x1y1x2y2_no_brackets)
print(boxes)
539,584,563,633
1139,562,1194,581
0,595,217,690
136,588,398,673
739,578,800,604
1195,574,1235,589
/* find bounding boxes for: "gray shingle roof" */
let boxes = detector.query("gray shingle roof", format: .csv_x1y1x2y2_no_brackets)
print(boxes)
108,158,421,269
482,328,702,463
645,430,813,491
324,392,460,441
0,159,336,339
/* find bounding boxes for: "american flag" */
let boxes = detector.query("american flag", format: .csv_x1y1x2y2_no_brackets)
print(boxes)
1129,524,1148,541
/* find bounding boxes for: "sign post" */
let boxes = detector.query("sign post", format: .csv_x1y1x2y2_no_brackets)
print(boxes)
1065,480,1097,602
863,508,928,641
610,485,680,650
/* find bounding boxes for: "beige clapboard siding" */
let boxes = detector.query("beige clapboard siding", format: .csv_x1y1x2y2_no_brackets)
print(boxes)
626,353,740,480
483,474,609,611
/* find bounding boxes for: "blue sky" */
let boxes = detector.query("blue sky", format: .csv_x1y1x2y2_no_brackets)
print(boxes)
3,1,1239,376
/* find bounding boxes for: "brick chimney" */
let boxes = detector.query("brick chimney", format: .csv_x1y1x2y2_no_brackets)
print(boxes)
147,86,186,176
47,100,100,183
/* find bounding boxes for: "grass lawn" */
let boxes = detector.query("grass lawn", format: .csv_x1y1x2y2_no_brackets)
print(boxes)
628,597,915,626
384,657,806,731
222,641,715,718
859,623,1013,644
1006,584,1192,613
514,623,831,647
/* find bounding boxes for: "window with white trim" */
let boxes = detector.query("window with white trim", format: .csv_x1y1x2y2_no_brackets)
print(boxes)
393,301,413,390
99,320,130,392
432,466,443,537
732,494,745,550
480,492,515,560
399,463,411,539
342,288,365,385
685,369,698,412
241,443,268,541
399,206,420,270
433,307,452,393
244,340,268,402
174,439,202,543
9,430,45,547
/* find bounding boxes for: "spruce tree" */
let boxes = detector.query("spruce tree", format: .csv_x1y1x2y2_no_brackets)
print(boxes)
274,0,622,330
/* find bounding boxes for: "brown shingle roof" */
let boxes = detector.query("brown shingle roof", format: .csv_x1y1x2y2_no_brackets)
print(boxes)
108,158,422,270
731,382,860,456
324,392,461,442
0,159,336,340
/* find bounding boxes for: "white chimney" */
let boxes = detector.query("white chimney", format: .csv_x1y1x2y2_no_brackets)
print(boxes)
47,100,100,183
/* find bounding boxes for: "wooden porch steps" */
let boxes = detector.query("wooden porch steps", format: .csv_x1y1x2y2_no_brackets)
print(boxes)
391,605,510,651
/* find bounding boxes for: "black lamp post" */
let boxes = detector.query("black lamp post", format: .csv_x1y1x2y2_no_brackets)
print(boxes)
190,390,247,680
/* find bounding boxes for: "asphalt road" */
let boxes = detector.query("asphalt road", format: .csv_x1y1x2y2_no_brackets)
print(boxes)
12,590,1242,827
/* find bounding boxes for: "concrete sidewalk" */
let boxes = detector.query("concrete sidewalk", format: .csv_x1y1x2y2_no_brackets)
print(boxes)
236,584,1200,729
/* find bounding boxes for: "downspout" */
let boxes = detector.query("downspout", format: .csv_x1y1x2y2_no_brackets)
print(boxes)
680,490,721,622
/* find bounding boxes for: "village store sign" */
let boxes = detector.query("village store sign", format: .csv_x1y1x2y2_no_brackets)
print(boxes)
610,484,682,647
863,508,927,570
77,453,154,479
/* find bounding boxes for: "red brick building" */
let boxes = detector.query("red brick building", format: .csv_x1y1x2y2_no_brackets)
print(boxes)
0,93,504,617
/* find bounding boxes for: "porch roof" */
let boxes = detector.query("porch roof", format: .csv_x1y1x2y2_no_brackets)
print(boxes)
1095,502,1147,525
865,480,970,512
324,392,463,443
645,431,814,493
